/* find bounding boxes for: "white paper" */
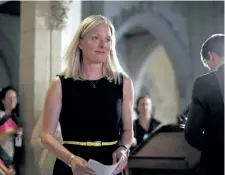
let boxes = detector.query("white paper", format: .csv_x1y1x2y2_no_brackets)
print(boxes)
87,158,122,175
15,135,22,147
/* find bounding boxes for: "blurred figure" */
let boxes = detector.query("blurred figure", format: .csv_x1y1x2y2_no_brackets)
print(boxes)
0,86,23,175
132,95,160,147
185,34,224,175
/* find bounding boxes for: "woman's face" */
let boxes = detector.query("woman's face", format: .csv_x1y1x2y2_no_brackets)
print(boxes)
137,96,152,116
2,90,17,111
79,23,112,64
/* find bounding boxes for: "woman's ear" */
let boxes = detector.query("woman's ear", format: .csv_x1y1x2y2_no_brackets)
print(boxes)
78,39,83,50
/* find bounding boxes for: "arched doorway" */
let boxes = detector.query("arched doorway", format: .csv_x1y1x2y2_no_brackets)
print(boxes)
116,11,193,114
117,26,179,123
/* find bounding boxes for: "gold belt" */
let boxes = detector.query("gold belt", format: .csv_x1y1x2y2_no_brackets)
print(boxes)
63,140,118,147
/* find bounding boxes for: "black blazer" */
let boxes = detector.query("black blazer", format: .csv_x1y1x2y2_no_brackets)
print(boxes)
185,64,224,174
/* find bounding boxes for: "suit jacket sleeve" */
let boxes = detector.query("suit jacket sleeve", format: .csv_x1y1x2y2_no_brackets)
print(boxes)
184,77,206,151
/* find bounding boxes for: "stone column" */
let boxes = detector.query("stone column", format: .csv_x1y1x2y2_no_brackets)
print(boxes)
20,1,61,175
20,1,81,175
20,1,51,175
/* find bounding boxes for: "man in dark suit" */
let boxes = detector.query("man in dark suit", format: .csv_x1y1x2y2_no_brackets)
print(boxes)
185,34,224,175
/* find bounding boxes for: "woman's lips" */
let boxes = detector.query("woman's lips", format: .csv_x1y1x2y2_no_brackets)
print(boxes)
95,50,106,54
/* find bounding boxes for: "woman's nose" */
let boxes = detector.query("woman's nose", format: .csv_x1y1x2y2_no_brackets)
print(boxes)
99,39,106,48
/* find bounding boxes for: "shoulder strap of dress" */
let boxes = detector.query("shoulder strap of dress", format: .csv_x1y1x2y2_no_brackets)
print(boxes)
56,74,65,91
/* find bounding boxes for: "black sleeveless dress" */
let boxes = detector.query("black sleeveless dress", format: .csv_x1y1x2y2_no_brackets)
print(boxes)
52,74,124,175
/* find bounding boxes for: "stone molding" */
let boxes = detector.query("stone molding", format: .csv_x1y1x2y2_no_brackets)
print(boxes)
49,1,72,30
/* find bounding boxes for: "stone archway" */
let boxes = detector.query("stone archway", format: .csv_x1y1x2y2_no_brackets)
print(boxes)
116,11,192,112
139,44,179,123
117,27,179,123
116,26,156,83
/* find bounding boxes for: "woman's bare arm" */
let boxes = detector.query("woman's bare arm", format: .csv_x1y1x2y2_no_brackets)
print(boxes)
41,76,73,165
119,76,134,149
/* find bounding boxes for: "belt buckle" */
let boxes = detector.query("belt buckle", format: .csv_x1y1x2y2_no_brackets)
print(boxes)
95,141,102,147
86,142,92,146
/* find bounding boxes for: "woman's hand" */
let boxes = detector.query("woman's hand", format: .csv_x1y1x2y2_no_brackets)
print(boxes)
17,128,23,135
112,147,128,175
71,155,96,175
0,111,5,118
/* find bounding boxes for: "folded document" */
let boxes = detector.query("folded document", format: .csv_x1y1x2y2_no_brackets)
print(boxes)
87,158,122,175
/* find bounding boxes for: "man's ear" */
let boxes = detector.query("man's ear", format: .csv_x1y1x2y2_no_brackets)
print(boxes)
208,51,214,61
211,51,220,61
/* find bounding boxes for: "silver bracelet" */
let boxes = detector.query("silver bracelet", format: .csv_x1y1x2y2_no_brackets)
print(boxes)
118,145,130,157
68,154,75,167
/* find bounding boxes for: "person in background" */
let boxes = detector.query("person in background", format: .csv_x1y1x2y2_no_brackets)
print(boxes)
185,34,224,175
0,86,23,175
132,95,161,147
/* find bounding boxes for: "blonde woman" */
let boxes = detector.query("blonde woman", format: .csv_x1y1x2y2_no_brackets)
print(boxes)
41,15,134,175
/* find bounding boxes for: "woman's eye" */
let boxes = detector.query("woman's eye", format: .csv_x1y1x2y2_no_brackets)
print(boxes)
106,38,112,43
92,36,98,40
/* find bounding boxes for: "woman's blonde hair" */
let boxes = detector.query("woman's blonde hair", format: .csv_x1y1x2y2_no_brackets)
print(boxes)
60,15,125,84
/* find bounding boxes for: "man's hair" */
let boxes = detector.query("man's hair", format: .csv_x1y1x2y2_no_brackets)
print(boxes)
135,94,155,116
200,34,224,63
